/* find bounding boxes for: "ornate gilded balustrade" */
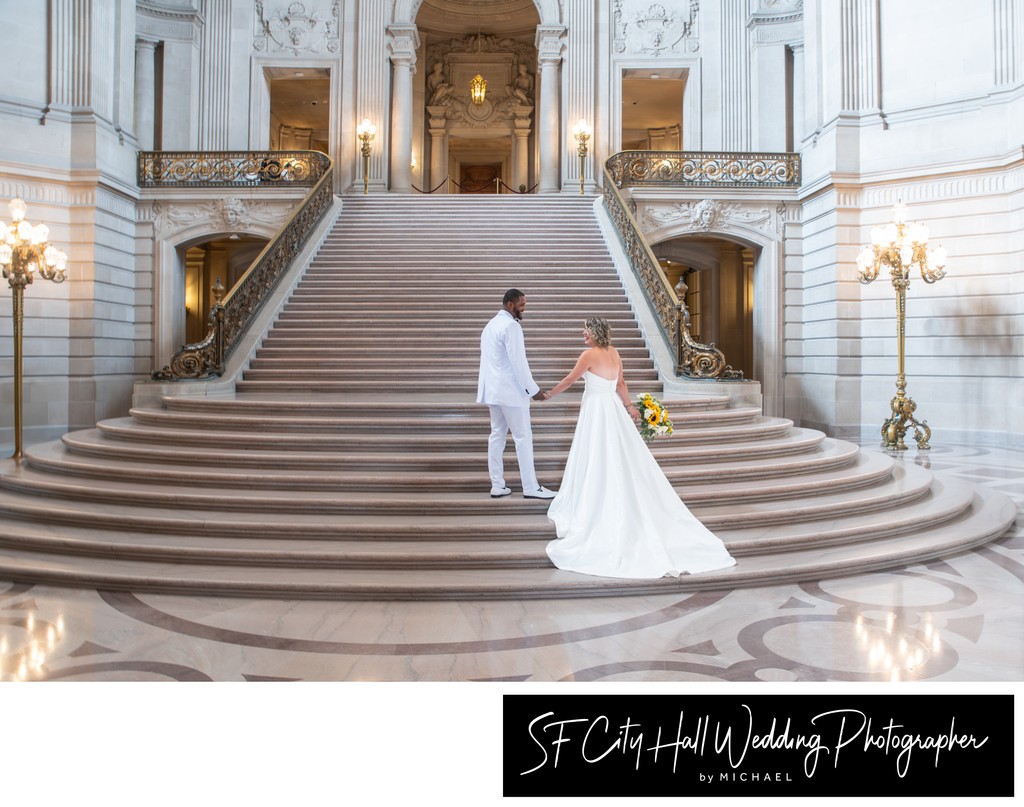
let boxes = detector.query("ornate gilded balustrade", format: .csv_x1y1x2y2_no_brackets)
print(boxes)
606,150,800,189
138,150,328,188
148,151,334,380
600,155,743,380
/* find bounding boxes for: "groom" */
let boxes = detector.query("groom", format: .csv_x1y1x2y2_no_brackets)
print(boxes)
477,289,556,499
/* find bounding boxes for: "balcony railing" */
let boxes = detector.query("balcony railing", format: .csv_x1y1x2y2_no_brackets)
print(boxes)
138,150,328,188
146,150,334,380
601,151,750,380
607,150,800,189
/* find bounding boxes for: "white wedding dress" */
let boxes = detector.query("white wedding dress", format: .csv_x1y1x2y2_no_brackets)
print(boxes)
546,371,736,579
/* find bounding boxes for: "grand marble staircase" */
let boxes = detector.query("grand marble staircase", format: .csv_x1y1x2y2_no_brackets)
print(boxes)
0,195,1015,599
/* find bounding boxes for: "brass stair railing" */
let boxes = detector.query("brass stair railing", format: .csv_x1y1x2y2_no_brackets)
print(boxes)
601,153,745,380
144,151,334,380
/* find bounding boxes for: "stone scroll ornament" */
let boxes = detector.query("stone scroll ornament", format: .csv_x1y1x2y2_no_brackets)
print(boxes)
641,200,773,236
254,0,340,54
613,0,700,55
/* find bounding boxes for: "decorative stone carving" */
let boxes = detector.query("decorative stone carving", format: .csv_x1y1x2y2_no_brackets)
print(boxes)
507,63,535,107
613,0,700,56
253,1,340,55
424,33,537,126
152,199,289,238
641,200,774,234
427,61,455,107
760,0,803,10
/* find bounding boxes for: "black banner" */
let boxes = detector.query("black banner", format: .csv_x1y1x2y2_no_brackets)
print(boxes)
503,694,1013,798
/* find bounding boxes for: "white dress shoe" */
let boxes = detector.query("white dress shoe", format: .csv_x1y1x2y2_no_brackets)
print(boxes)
524,486,556,499
490,486,512,498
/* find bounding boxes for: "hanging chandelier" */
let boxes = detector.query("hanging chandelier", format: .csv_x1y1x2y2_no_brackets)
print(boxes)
470,74,487,105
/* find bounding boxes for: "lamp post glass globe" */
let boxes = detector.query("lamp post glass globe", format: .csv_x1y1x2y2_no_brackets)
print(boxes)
858,199,947,451
356,119,376,194
572,119,592,195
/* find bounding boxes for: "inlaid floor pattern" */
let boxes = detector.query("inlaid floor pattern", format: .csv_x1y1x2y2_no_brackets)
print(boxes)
0,195,1015,598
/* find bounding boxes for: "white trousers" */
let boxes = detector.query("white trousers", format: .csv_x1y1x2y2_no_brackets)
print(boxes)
487,404,539,493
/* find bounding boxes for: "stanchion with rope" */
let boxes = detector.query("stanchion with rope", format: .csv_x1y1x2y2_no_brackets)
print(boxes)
497,179,540,194
409,176,541,194
411,177,449,194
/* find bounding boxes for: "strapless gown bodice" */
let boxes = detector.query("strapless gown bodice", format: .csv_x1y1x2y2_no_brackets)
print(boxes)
546,371,735,579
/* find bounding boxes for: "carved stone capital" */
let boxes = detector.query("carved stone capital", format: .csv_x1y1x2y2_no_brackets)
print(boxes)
535,25,566,64
387,23,421,65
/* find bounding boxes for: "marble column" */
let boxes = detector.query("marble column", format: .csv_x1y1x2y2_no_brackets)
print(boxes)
536,26,565,194
721,0,752,150
994,0,1023,85
427,106,447,193
839,0,881,114
388,25,419,193
134,37,157,150
790,43,806,148
564,0,595,193
512,109,533,191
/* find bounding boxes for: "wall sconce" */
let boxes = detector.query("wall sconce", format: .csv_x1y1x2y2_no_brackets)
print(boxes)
356,118,376,195
470,74,487,105
571,118,592,196
856,199,947,451
0,198,68,460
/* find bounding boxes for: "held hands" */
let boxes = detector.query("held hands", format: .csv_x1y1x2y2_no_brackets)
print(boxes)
532,390,550,401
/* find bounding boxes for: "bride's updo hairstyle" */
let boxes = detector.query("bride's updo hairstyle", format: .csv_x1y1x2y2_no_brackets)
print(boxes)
585,317,611,348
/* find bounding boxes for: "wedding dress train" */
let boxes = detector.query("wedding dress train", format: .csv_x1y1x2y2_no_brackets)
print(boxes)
546,372,736,579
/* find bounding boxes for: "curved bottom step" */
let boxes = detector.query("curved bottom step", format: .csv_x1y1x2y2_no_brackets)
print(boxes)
0,484,1013,600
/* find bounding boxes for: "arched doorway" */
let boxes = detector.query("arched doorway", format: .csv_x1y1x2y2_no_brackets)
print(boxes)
638,198,789,416
179,236,268,345
655,240,756,381
414,2,542,193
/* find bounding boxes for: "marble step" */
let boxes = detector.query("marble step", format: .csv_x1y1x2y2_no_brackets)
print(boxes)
243,360,657,375
72,421,819,460
155,390,735,409
256,334,651,347
0,475,971,571
252,345,654,359
273,303,634,316
132,406,757,435
240,369,660,384
22,436,859,489
235,379,654,394
5,441,878,503
267,315,642,327
141,399,751,429
0,485,1011,600
294,276,626,286
0,453,913,535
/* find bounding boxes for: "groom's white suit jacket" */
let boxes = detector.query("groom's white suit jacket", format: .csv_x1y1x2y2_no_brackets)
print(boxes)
477,309,540,408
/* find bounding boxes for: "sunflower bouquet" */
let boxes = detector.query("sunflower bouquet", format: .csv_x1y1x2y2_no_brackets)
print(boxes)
635,392,673,442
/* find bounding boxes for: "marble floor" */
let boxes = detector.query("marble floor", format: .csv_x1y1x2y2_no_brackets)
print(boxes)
2,442,1021,803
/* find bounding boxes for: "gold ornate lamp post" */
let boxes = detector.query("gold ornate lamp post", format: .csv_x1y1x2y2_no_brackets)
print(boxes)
856,200,947,451
356,118,376,195
1,198,68,460
571,118,592,196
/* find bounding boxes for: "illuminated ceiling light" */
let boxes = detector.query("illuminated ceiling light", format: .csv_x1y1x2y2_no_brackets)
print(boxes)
470,74,487,105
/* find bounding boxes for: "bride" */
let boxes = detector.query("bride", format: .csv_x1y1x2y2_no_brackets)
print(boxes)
542,317,736,579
